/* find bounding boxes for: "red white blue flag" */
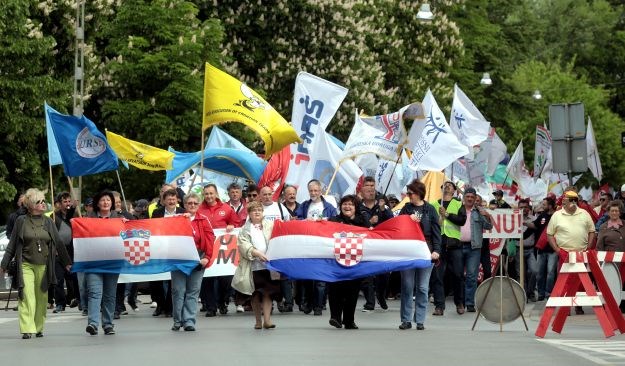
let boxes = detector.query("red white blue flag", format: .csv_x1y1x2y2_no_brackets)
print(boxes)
266,216,431,282
72,217,200,275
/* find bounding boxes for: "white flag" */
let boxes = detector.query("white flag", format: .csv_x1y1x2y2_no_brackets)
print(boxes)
506,141,525,184
286,72,348,188
342,109,406,161
354,153,379,179
487,129,507,176
295,131,363,203
533,125,552,179
450,84,491,148
586,117,603,182
408,90,469,172
375,149,413,198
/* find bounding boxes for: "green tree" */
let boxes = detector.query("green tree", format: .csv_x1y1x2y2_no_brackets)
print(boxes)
0,0,70,214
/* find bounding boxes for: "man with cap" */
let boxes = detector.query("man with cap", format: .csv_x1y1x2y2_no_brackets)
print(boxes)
133,199,149,219
450,187,492,313
83,197,94,216
492,189,511,208
430,180,467,315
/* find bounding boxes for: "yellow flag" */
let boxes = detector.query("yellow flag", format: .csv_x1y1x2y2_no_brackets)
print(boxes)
105,131,174,171
202,63,301,157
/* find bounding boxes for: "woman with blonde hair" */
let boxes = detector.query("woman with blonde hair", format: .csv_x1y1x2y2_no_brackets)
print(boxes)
232,201,281,329
0,188,71,339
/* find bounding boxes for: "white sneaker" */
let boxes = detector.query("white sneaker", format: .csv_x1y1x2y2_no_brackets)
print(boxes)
150,301,157,308
236,305,244,313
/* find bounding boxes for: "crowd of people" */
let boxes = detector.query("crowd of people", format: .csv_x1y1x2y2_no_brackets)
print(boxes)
2,177,625,339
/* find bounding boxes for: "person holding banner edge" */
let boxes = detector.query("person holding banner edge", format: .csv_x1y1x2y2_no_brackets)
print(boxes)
232,201,281,329
170,192,215,332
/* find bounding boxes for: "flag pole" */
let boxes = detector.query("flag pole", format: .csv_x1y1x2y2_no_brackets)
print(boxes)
67,176,82,217
115,170,128,210
200,128,205,186
382,147,403,198
324,160,343,196
49,165,55,221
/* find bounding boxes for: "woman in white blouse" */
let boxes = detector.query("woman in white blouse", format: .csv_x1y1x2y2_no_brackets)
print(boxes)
232,201,280,329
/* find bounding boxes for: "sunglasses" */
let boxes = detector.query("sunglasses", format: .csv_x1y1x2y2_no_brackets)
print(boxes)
248,193,258,197
36,200,46,205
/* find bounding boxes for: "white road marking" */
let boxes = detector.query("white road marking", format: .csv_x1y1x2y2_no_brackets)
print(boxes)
538,339,625,365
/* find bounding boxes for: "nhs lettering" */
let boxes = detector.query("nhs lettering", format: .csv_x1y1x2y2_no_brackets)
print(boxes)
294,95,324,165
483,209,523,239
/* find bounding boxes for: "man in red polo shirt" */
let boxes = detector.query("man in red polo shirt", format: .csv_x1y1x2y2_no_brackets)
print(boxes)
197,184,241,317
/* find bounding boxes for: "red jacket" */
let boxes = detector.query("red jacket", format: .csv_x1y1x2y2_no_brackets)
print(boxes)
191,213,215,267
197,199,241,229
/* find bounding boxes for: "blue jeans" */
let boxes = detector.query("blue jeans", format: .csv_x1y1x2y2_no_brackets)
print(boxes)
463,245,481,307
400,265,432,324
171,269,203,327
536,251,558,298
86,273,119,329
515,247,538,296
77,272,88,311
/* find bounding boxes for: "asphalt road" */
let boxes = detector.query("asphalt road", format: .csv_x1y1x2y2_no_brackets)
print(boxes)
1,295,623,366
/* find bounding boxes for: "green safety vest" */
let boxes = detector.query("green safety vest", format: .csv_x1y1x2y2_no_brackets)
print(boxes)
431,198,462,239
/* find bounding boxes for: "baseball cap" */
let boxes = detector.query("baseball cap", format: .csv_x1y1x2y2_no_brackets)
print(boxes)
134,199,149,211
488,199,497,206
464,187,477,195
84,197,93,206
564,191,579,199
492,189,504,196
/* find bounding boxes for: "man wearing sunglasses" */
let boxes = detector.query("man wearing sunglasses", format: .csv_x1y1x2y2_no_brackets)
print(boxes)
547,190,596,256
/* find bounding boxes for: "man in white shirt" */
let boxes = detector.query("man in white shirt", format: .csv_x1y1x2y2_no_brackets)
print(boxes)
259,186,290,222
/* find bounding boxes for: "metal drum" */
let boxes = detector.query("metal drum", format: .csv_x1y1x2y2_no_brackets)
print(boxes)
475,276,526,323
600,262,622,303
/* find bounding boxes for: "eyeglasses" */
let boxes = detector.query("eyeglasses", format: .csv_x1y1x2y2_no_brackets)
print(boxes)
186,202,199,206
248,193,258,197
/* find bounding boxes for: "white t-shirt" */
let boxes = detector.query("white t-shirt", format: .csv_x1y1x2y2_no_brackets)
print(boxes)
262,202,290,222
307,201,324,220
250,225,267,271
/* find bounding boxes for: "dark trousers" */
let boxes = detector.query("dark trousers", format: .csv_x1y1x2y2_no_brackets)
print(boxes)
480,239,492,280
328,279,361,324
280,279,293,306
360,276,375,309
200,275,232,312
300,280,326,311
115,283,126,313
447,246,465,306
375,273,390,302
150,280,172,313
430,247,447,309
54,260,67,307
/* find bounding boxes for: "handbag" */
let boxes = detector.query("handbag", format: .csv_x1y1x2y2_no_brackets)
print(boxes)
7,259,17,277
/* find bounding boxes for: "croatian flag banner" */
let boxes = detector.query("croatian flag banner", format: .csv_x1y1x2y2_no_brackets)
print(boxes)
266,216,431,282
72,217,200,275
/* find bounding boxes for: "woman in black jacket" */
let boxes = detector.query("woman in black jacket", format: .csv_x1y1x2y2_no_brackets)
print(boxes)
327,194,368,329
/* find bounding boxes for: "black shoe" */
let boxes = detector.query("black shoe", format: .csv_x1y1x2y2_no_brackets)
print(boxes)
218,306,228,315
344,322,358,329
129,302,138,311
69,299,79,308
200,305,207,312
399,322,412,330
35,332,44,338
528,294,537,303
184,325,196,331
416,323,425,330
537,295,545,301
329,318,342,328
378,299,388,310
22,333,32,339
467,305,476,313
313,309,322,316
284,305,293,313
152,308,162,317
303,305,312,315
114,312,120,320
86,324,98,335
205,310,216,317
164,312,172,318
171,325,181,331
104,327,115,335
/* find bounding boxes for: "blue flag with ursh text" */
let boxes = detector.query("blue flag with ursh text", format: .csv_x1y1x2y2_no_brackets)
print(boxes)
45,104,119,177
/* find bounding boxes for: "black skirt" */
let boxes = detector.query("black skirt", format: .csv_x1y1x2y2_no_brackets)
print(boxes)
252,269,282,301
